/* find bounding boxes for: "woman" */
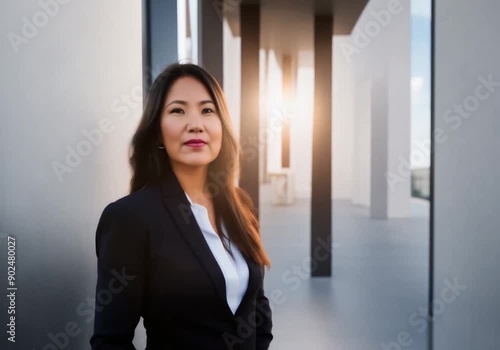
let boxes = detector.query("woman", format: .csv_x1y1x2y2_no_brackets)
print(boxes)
89,63,273,350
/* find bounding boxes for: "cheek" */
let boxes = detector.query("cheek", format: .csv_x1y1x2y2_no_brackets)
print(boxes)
211,121,223,143
161,119,181,142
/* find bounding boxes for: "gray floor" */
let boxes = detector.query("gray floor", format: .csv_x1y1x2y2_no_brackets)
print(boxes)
260,184,430,350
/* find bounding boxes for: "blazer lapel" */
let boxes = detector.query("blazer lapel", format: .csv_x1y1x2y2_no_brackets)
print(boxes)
160,172,233,316
160,171,263,319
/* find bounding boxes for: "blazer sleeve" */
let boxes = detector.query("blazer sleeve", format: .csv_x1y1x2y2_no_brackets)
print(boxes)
90,201,148,350
255,271,273,350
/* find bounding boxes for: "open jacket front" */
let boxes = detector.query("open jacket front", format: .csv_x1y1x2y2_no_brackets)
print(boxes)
90,172,273,350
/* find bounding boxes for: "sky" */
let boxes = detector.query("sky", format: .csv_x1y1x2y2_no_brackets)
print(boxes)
410,0,431,168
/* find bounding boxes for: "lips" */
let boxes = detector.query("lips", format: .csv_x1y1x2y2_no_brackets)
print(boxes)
184,139,207,145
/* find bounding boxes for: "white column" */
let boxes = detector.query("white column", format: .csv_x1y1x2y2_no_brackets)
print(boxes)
360,0,411,218
352,79,371,207
333,36,354,200
370,73,389,218
385,5,411,217
435,1,500,348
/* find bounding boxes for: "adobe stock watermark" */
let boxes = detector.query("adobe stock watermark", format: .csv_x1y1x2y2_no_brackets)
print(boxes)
223,291,273,349
50,63,165,183
386,74,500,191
32,267,136,350
339,0,403,63
7,0,72,54
379,278,467,350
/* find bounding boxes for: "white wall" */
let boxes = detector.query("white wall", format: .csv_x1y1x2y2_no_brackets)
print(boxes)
434,0,500,348
332,36,354,200
223,18,241,146
1,0,143,348
291,50,314,199
351,79,372,206
386,0,411,217
344,0,411,216
263,50,283,176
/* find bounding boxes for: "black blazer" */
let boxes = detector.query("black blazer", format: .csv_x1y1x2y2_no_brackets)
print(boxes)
90,172,273,350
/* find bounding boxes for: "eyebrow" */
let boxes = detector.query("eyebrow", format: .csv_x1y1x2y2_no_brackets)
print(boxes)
164,100,215,108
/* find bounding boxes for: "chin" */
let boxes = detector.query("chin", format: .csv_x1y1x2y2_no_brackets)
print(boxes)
180,158,213,168
186,162,210,168
170,154,216,169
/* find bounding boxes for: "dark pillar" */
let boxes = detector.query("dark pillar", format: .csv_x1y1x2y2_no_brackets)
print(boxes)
281,54,292,168
198,0,223,87
311,15,333,277
239,4,260,215
142,0,178,95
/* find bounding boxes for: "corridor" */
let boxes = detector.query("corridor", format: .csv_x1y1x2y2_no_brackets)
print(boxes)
260,184,430,349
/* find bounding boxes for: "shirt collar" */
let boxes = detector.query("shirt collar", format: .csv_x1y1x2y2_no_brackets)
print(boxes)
184,191,194,205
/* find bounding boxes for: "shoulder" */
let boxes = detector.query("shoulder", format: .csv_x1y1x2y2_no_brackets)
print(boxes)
95,189,158,272
95,186,162,249
100,184,163,224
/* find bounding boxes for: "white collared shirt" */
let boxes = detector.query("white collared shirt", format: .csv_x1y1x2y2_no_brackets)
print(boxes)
184,192,249,314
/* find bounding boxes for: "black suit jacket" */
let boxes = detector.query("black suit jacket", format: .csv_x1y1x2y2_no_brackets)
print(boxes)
90,172,273,350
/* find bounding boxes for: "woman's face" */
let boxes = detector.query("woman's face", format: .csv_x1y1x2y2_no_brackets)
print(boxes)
160,76,223,171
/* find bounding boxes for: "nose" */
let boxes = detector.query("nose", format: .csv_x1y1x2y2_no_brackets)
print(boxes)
187,112,205,133
188,125,203,133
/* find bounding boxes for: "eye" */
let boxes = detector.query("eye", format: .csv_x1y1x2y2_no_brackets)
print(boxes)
171,108,184,114
202,107,216,114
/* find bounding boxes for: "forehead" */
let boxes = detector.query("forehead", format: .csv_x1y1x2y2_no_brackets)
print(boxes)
166,76,212,100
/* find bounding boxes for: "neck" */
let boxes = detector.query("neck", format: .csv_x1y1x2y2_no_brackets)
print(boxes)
171,162,210,199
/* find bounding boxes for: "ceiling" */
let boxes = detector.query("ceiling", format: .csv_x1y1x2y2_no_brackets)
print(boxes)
225,0,369,54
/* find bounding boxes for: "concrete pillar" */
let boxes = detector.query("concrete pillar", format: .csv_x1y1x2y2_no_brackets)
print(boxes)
332,37,355,200
352,80,371,207
198,0,223,87
434,1,500,348
370,73,389,218
369,3,411,219
239,4,260,215
311,15,333,277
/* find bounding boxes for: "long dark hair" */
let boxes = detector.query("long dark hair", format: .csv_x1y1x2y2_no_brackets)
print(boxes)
128,63,270,268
